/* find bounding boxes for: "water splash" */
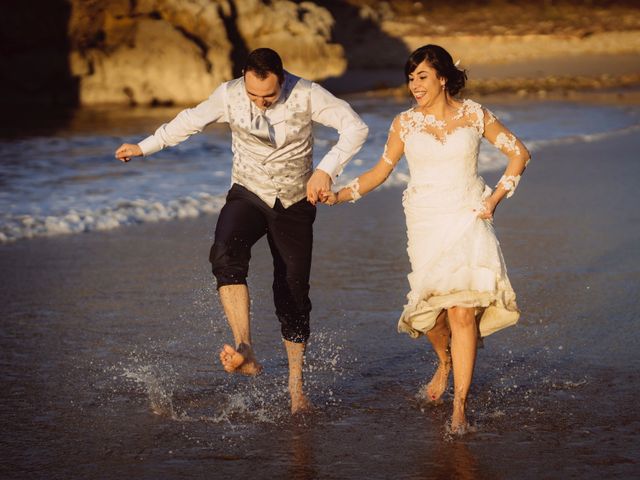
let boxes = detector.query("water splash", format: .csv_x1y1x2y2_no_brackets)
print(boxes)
122,364,181,419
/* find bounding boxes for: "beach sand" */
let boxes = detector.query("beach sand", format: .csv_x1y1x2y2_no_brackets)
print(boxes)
1,109,639,478
325,52,640,97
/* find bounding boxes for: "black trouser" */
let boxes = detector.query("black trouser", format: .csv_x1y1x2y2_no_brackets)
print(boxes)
209,184,316,343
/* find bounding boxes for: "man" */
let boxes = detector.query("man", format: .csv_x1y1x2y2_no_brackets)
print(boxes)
115,48,368,414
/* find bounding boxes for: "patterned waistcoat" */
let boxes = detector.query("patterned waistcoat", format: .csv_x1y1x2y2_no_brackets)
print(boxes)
225,72,313,208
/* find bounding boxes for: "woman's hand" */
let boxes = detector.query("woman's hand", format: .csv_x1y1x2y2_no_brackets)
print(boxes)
476,196,498,220
320,189,338,206
115,143,143,162
306,169,332,205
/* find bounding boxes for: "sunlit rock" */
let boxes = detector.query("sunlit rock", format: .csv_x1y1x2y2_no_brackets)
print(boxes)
68,0,346,106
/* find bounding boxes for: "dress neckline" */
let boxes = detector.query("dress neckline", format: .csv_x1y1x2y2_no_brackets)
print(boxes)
401,99,483,144
411,99,470,127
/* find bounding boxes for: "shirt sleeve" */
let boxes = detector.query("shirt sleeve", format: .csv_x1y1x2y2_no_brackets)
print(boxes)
138,83,229,156
310,83,369,181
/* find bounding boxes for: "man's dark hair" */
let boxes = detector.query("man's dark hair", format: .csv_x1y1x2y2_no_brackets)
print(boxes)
243,48,284,83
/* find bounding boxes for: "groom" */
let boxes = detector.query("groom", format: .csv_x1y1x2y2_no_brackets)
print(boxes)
115,48,368,413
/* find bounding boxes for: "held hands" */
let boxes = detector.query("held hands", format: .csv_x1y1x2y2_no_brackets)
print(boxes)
320,190,338,206
306,169,332,205
115,143,143,162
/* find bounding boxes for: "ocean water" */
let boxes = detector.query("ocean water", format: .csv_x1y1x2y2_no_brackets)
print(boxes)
0,96,639,242
1,96,640,478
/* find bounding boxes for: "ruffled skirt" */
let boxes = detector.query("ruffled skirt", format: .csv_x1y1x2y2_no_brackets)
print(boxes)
397,179,519,338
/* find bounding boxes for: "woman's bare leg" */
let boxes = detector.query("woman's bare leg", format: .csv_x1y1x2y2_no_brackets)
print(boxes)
422,310,451,402
447,306,478,433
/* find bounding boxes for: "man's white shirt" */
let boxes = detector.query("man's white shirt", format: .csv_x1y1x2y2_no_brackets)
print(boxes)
138,80,368,182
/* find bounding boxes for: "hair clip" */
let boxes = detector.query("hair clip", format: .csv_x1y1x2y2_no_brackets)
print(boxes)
454,59,461,67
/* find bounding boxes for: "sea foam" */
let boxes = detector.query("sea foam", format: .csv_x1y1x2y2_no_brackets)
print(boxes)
1,100,638,244
0,193,226,243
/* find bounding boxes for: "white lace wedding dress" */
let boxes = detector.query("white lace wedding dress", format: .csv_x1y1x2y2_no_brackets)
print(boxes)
395,99,520,338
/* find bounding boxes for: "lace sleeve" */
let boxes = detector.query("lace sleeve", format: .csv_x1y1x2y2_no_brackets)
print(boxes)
340,115,404,203
483,107,531,199
382,116,404,167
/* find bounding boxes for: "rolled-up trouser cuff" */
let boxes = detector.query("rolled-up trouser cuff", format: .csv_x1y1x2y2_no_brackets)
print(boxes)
214,276,248,290
210,239,251,289
279,313,310,343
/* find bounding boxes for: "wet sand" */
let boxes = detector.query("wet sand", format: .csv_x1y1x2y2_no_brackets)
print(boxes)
325,52,640,96
1,119,639,477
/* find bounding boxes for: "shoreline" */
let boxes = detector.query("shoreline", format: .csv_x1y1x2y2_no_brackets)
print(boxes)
323,51,640,97
2,84,639,142
1,94,639,244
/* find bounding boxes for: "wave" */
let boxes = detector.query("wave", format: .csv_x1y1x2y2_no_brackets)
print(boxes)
0,193,226,243
1,123,637,244
525,123,640,150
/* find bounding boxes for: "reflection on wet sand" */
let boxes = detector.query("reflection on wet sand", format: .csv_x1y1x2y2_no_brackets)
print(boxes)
410,435,497,480
289,421,317,480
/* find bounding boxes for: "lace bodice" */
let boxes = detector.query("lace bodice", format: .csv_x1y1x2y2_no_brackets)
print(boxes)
398,99,491,187
398,99,491,143
337,99,530,204
390,99,527,197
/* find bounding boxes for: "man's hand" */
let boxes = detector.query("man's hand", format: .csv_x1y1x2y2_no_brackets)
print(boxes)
115,143,143,162
306,169,332,205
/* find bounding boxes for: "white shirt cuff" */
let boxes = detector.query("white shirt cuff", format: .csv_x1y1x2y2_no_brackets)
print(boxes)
138,136,163,156
316,155,342,182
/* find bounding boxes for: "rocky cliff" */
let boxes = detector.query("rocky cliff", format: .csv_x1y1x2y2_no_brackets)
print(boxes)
0,0,349,107
1,0,638,108
68,0,346,105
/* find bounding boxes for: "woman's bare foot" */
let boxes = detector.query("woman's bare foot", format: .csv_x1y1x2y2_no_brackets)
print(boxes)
449,397,471,435
219,343,262,376
422,358,451,403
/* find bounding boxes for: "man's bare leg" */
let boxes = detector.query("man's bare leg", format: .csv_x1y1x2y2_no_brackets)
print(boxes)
284,340,311,414
218,284,262,375
447,306,478,434
422,310,452,402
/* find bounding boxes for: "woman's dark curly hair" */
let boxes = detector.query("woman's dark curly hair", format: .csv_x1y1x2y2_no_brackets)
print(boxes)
404,44,467,96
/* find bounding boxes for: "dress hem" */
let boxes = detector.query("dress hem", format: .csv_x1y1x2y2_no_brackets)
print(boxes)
397,289,519,339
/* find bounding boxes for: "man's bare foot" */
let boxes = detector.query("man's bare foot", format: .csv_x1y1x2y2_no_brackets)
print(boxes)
218,343,262,375
422,358,451,403
290,389,312,415
289,375,312,415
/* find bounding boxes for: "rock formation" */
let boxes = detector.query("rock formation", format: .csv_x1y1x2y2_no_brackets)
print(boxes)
1,0,638,108
68,0,346,105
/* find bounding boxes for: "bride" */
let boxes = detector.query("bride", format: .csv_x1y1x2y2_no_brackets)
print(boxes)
323,44,530,433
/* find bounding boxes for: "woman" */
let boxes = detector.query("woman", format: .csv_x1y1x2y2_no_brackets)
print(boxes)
323,44,530,433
